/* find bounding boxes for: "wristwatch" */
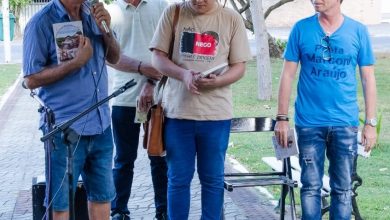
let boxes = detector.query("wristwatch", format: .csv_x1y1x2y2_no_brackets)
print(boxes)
365,118,377,127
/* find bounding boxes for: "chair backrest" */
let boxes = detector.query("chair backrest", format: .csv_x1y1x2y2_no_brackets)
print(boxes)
230,117,275,133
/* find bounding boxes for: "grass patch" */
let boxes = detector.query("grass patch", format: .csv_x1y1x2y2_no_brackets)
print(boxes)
229,55,390,219
0,64,21,100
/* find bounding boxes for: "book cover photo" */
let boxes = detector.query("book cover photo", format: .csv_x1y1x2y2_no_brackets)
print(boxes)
53,21,83,64
271,128,299,160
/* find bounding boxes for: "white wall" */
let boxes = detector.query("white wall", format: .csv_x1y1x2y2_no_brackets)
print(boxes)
382,0,390,13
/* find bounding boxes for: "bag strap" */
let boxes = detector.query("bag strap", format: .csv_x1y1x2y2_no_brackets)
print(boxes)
168,3,180,60
156,3,180,93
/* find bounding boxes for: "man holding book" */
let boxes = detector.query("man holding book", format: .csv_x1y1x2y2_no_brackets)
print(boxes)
274,0,377,219
22,0,120,219
150,0,251,219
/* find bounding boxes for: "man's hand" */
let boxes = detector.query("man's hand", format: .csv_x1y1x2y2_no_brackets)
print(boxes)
90,2,111,34
274,121,290,148
195,73,220,90
138,82,155,112
180,70,199,95
73,35,93,67
362,124,377,152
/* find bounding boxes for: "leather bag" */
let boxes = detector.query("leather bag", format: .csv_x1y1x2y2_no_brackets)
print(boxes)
143,4,180,156
143,103,165,156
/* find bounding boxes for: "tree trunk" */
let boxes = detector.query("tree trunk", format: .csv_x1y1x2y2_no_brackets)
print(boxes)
250,0,272,100
13,7,22,39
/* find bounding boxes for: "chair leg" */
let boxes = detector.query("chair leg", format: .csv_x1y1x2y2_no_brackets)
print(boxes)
321,196,330,216
288,185,297,220
352,195,363,220
285,158,296,219
279,184,287,220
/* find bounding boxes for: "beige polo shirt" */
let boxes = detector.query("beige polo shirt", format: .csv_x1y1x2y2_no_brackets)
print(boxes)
107,0,168,107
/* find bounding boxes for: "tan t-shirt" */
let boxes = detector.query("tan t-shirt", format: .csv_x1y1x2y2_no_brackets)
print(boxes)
149,2,251,120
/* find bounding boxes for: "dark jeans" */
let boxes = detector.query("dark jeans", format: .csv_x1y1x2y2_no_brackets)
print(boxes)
296,126,358,220
111,106,168,216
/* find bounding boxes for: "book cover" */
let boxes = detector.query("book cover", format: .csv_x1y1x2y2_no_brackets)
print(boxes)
53,21,83,64
199,62,228,77
271,128,299,160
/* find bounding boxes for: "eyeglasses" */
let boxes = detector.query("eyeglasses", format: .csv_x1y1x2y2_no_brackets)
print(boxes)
321,35,331,61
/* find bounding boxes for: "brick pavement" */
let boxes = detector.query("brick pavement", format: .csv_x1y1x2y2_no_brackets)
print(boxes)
0,78,281,220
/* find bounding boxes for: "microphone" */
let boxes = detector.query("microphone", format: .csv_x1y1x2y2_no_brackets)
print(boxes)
88,0,110,34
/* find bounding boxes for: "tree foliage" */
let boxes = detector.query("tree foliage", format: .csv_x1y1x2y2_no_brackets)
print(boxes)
5,0,31,12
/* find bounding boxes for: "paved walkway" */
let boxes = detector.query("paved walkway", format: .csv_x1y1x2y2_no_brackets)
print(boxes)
0,78,281,220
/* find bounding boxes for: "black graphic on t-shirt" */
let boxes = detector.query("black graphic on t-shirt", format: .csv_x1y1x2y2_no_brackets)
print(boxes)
180,31,219,57
304,43,352,81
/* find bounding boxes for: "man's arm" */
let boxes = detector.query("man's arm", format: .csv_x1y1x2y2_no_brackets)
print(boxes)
91,2,120,64
102,33,120,64
107,54,162,80
274,60,298,147
152,49,199,94
360,65,377,151
107,54,163,112
24,36,93,89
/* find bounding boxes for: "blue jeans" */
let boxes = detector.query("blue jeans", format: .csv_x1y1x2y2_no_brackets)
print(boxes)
164,118,231,220
50,127,115,211
296,126,358,220
111,106,167,216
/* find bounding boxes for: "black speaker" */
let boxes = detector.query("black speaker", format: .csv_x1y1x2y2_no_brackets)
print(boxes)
32,176,89,220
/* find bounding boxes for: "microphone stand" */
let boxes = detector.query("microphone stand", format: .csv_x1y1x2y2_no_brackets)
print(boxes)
38,79,136,220
29,90,54,220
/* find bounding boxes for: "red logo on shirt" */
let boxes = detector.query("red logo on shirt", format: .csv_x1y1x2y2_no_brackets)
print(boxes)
181,31,218,56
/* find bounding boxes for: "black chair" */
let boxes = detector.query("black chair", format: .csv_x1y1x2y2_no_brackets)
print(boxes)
224,117,297,220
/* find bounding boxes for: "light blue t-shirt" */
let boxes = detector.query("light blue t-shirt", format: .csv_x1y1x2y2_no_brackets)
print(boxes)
23,0,110,135
284,14,375,127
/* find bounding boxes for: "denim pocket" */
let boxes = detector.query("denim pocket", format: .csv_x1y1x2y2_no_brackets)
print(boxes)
296,126,324,142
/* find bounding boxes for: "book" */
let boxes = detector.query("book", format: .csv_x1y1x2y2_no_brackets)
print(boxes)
134,96,148,124
357,144,371,158
53,21,83,64
271,128,299,160
199,62,228,77
356,130,371,158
